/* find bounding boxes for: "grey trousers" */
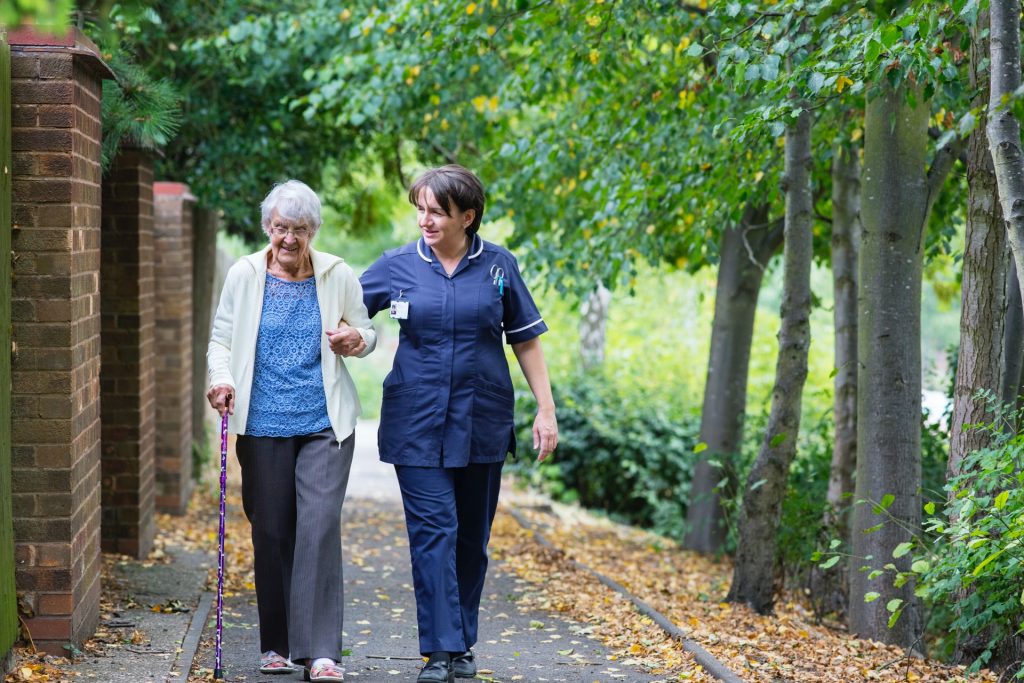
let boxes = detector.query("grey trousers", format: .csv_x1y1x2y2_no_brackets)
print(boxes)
236,429,354,663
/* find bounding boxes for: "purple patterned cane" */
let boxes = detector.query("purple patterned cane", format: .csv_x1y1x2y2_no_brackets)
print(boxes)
215,410,228,681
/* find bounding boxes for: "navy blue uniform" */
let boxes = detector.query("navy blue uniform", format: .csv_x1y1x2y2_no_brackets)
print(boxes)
361,234,547,654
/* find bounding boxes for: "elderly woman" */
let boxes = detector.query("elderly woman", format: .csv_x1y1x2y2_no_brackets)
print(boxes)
206,180,375,683
358,165,558,683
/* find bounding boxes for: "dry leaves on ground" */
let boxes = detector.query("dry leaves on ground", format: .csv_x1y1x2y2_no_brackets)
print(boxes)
495,486,997,683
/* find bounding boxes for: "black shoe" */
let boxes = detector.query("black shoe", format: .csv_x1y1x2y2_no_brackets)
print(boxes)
418,653,454,683
452,650,476,678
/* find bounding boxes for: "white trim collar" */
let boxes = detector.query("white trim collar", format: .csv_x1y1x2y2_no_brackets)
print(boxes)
416,234,483,262
416,238,432,262
467,234,484,259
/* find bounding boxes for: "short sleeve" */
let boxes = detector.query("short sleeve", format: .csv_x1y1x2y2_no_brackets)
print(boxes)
359,255,391,318
502,254,548,345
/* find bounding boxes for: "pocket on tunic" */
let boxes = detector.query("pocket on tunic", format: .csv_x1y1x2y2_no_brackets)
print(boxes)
470,379,514,459
380,381,431,458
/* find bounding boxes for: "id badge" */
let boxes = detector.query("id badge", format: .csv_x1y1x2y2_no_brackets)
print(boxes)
390,300,409,319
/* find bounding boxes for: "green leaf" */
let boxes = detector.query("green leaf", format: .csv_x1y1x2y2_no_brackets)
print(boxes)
880,494,895,510
995,490,1010,510
693,442,708,454
886,598,903,613
864,592,881,603
973,548,1008,576
892,542,912,559
819,555,841,570
808,72,825,94
865,39,881,63
924,501,936,515
685,43,703,57
769,433,787,447
880,24,902,49
829,539,841,550
911,559,930,573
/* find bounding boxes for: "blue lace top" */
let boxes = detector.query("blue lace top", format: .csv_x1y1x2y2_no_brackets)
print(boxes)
245,273,332,437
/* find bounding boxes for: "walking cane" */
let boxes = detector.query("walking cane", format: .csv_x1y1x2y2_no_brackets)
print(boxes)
215,409,229,681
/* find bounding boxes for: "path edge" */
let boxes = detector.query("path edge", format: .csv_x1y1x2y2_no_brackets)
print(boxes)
168,591,214,683
505,506,746,683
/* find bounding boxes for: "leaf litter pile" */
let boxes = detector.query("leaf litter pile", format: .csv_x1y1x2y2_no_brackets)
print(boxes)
493,486,996,683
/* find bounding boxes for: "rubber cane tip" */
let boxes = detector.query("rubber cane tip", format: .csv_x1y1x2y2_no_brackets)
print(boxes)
214,668,225,680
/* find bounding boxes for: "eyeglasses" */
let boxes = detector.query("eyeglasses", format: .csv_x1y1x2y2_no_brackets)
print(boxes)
270,225,312,239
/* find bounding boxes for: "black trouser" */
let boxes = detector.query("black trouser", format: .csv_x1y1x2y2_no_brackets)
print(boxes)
236,429,354,662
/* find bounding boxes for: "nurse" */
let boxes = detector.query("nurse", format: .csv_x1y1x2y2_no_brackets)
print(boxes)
357,164,558,683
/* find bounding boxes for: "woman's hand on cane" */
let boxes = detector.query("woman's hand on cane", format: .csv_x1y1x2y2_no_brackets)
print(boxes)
207,384,235,416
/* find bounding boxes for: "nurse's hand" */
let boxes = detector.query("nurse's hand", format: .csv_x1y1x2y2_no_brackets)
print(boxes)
533,407,558,462
327,324,366,357
207,384,235,417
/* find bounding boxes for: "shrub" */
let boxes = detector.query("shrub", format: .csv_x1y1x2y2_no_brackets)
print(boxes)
510,371,700,539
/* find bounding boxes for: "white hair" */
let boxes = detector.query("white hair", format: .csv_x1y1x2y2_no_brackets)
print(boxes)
260,180,323,238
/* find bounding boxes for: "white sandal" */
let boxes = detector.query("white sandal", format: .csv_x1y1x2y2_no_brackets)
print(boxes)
306,660,345,682
259,651,297,674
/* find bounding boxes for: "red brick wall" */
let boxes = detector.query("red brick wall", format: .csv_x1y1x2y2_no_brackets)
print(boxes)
8,33,111,653
100,149,156,557
153,183,194,513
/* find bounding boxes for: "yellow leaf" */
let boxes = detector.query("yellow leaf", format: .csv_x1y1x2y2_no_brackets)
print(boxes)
338,9,351,21
470,64,480,74
19,667,33,681
466,3,477,14
486,25,497,36
586,14,601,27
589,49,600,65
851,127,863,142
629,643,643,654
487,95,499,112
754,171,765,183
472,96,487,113
836,75,854,93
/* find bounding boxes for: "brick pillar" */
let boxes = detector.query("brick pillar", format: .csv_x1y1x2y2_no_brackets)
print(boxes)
100,148,156,557
191,207,219,461
153,183,194,513
8,28,113,653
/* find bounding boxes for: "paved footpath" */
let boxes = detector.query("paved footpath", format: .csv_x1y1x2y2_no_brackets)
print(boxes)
190,420,665,683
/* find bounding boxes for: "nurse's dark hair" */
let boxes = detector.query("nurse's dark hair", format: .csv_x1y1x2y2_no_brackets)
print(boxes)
408,164,486,236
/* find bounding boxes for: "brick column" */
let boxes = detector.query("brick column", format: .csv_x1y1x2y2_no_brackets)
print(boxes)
100,148,156,557
153,183,194,513
191,207,219,460
8,28,113,653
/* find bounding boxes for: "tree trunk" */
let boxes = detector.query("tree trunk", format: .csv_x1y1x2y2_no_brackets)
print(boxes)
948,13,1012,665
811,141,861,619
988,0,1024,312
684,204,782,553
726,106,813,613
579,282,611,370
826,141,861,532
1001,256,1023,412
949,8,1006,484
849,85,929,648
